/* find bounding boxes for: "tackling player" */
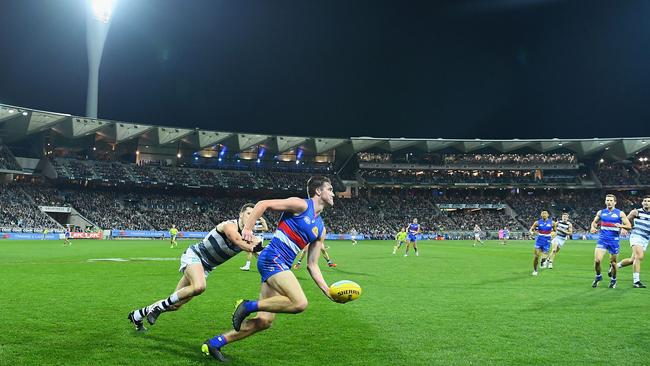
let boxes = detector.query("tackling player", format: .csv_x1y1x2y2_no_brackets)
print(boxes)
590,194,632,288
127,204,261,332
547,212,573,269
530,210,553,276
614,195,650,288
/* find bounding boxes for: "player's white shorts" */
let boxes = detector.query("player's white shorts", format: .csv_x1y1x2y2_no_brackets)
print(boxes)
179,249,210,278
552,236,567,248
629,234,649,251
474,233,481,240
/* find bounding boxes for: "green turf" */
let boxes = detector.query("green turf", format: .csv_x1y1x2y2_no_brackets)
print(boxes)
1,239,649,365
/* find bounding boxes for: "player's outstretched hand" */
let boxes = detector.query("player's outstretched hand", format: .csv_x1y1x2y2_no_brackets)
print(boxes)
242,228,254,242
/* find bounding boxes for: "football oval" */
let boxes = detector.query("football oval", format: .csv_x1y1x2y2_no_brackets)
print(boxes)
329,280,362,303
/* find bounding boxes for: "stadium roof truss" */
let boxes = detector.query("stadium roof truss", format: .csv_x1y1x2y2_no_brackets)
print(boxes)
0,104,648,159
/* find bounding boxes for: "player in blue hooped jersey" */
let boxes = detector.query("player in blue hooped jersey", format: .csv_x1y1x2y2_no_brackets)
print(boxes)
404,218,421,257
202,176,340,362
529,210,554,276
589,194,632,288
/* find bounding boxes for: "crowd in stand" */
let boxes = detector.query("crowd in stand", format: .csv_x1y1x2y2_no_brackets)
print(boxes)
443,153,577,165
357,153,392,163
360,169,582,185
0,145,21,171
595,163,638,186
0,183,61,230
637,163,650,185
52,158,341,192
2,166,649,237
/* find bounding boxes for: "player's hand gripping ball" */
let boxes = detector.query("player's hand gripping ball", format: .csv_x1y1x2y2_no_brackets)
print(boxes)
329,280,362,303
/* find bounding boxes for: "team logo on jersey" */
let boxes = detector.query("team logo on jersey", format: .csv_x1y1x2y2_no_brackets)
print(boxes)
611,214,619,218
312,226,319,237
304,217,312,225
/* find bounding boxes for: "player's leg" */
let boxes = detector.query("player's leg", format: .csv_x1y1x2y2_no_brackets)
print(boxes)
321,248,336,267
241,251,253,271
393,241,398,254
627,244,644,287
413,240,419,256
592,248,606,287
532,247,541,275
203,281,279,361
142,263,206,326
608,251,619,288
404,241,411,256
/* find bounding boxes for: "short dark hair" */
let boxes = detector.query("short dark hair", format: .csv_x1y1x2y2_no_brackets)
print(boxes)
240,203,255,213
644,195,650,201
307,176,331,197
606,194,616,201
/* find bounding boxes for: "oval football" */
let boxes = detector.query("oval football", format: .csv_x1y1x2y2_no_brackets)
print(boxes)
329,280,362,303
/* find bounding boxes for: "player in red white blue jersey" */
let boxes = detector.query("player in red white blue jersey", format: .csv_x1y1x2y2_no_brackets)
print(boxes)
589,194,632,288
404,218,421,256
529,210,554,276
201,176,340,362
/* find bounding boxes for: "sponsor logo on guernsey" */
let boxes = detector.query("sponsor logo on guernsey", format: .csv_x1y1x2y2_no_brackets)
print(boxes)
312,226,319,237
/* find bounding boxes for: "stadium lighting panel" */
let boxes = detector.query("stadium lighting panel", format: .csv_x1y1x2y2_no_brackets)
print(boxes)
90,0,116,23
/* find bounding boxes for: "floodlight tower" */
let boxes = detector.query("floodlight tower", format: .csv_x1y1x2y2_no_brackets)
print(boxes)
86,0,116,118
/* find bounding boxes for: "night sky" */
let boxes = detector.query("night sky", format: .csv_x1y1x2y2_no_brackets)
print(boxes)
1,0,650,139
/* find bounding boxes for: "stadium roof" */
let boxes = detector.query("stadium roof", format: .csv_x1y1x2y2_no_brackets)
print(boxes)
1,103,648,159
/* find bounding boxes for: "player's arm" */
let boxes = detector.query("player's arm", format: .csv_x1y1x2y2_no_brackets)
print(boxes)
627,209,638,226
306,229,334,301
221,221,262,252
618,212,632,231
590,210,602,234
551,221,557,238
242,198,308,241
567,222,574,235
529,221,538,235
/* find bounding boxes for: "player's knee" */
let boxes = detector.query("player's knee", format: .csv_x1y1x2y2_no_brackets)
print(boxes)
594,258,602,265
191,284,206,296
256,317,273,330
291,299,309,313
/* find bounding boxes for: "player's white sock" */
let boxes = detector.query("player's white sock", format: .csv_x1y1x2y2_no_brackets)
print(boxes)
242,261,250,268
155,291,181,312
617,262,623,268
634,272,640,283
132,305,151,322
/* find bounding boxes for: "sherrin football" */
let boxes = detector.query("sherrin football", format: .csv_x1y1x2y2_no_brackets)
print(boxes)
329,280,362,303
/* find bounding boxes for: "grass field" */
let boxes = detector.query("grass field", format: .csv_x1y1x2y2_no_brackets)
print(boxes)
1,238,649,365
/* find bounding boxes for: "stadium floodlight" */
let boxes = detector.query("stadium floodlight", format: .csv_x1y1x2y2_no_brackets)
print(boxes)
90,0,116,23
86,0,116,118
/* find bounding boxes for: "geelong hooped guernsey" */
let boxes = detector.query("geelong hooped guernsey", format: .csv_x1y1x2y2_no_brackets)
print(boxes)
631,208,650,240
536,219,553,243
253,219,265,236
556,221,571,239
270,199,325,260
190,220,242,270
